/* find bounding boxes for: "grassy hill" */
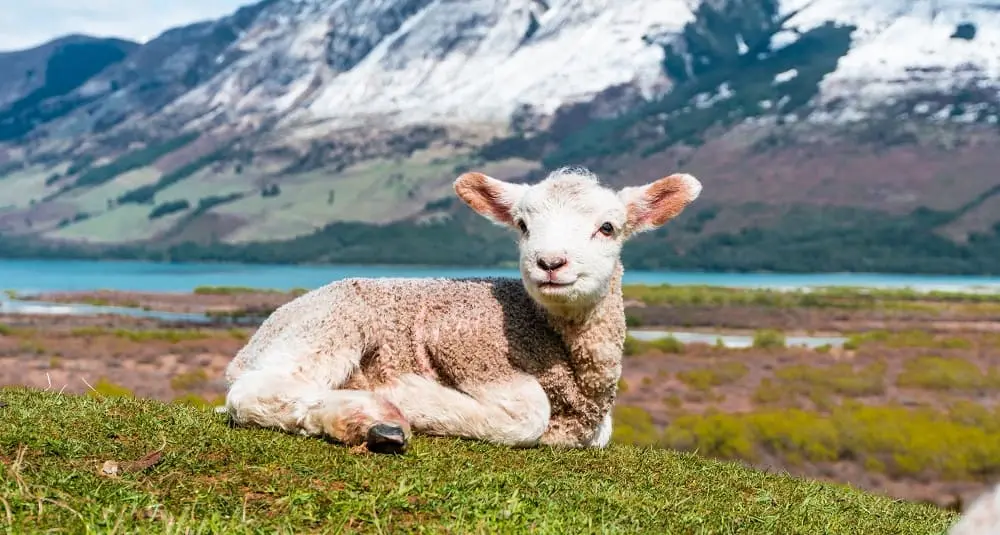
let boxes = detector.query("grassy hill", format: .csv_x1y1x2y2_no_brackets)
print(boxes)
0,387,957,533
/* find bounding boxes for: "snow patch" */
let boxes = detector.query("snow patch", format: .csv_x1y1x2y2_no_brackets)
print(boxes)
773,68,798,84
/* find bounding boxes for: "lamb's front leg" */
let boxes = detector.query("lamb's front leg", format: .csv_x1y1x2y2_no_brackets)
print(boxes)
532,362,617,449
535,411,608,449
377,373,551,447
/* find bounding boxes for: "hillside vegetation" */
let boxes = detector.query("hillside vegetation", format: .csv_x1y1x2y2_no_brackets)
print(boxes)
0,387,957,534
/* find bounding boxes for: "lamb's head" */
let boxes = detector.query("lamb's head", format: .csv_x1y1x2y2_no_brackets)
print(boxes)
455,166,702,313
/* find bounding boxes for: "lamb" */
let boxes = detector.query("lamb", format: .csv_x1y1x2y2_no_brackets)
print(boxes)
947,483,1000,535
222,166,702,454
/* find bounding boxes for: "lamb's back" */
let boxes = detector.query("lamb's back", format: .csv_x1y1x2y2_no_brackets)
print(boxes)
227,276,570,389
348,276,570,388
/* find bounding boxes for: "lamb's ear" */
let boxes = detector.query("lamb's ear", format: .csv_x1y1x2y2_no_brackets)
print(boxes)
454,172,528,227
618,173,702,235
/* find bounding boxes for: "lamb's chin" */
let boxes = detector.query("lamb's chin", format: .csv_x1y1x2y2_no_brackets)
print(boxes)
528,281,593,308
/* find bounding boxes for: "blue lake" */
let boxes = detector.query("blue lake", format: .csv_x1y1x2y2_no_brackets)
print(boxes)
2,258,1000,293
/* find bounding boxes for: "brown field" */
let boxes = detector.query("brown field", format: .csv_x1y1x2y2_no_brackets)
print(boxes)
2,286,1000,512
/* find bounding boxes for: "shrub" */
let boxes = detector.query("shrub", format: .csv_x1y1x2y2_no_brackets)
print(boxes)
775,360,887,397
173,393,225,409
88,378,134,398
752,329,786,349
661,403,1000,480
622,335,643,356
677,362,748,391
617,378,630,394
844,330,973,350
650,335,686,354
70,326,210,343
752,378,784,405
663,395,683,410
663,411,756,460
896,356,998,391
18,340,46,355
610,405,660,446
623,334,685,356
149,199,190,220
170,369,210,391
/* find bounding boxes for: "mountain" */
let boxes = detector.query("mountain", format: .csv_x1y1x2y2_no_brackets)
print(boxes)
1,0,1000,274
0,35,138,142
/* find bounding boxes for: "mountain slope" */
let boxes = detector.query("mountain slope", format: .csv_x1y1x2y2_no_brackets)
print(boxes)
0,35,138,145
0,35,137,110
1,0,1000,273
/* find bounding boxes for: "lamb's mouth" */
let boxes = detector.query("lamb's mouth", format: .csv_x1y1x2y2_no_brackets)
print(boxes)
536,280,575,290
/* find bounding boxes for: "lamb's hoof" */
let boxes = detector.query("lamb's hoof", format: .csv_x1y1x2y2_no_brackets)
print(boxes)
365,424,408,455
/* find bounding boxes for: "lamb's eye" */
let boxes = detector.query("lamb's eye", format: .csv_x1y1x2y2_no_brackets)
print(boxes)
517,219,528,234
599,222,614,236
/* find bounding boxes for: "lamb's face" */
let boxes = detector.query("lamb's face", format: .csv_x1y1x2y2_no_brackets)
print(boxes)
455,167,702,314
509,175,628,308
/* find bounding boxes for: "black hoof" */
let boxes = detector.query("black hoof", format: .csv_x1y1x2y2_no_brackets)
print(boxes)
366,424,408,455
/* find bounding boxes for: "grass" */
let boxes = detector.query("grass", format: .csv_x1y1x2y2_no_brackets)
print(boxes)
46,203,184,243
215,151,472,243
0,388,957,534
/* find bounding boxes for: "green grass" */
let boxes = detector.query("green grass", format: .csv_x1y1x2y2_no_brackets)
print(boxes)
0,388,957,534
46,202,184,243
217,152,471,243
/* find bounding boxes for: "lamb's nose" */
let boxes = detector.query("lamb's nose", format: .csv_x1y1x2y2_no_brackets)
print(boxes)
537,255,568,272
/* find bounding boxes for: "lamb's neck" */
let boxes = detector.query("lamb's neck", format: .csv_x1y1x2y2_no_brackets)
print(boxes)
546,263,626,400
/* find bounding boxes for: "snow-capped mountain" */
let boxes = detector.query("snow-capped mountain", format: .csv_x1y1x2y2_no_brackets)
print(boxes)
1,0,999,259
9,0,1000,148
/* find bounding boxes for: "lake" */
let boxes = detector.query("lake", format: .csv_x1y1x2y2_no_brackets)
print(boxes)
2,258,1000,293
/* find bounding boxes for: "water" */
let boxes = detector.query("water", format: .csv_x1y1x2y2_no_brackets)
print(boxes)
630,329,847,349
2,258,1000,293
4,258,986,348
0,298,211,323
